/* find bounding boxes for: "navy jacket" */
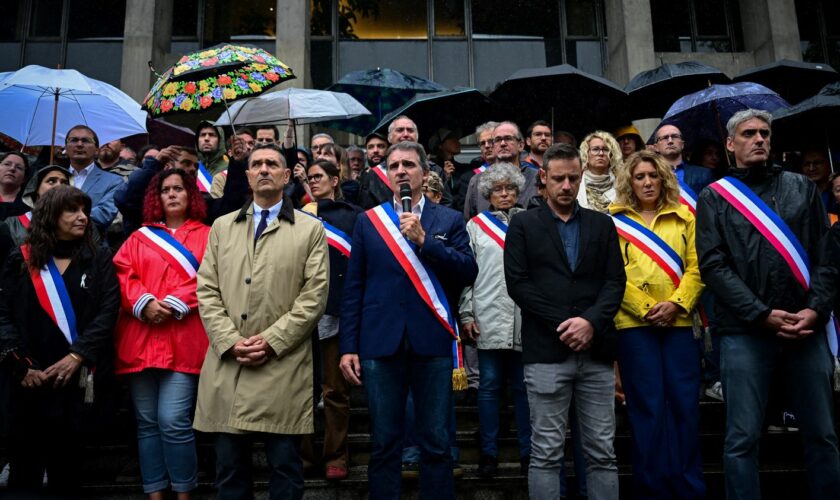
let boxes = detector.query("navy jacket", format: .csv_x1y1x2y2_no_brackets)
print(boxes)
340,199,478,359
679,161,715,196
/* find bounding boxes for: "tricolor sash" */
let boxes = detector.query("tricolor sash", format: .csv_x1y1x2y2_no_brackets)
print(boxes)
613,213,684,286
18,211,31,229
678,180,698,215
20,245,78,345
135,226,200,279
710,176,839,362
472,211,507,249
372,165,390,187
366,203,466,389
297,210,352,258
196,162,213,193
473,163,488,175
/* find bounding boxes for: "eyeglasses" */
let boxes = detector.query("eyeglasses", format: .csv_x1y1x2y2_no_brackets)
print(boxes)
307,173,326,182
655,133,682,143
493,135,520,144
67,137,94,145
589,147,610,155
491,184,518,194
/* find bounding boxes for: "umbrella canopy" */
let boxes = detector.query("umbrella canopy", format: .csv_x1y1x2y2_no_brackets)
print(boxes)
733,59,839,105
123,117,197,152
489,64,629,140
371,88,505,146
773,82,840,151
0,65,148,149
321,68,446,135
658,82,790,145
214,88,370,126
143,43,294,117
625,62,730,119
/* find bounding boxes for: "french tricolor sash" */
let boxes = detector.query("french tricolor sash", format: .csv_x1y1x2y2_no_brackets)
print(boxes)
196,162,213,193
366,203,466,389
711,176,840,361
472,211,507,249
678,180,698,215
613,213,684,286
135,226,200,279
18,211,31,229
372,165,390,187
297,210,352,258
473,163,488,175
20,245,78,345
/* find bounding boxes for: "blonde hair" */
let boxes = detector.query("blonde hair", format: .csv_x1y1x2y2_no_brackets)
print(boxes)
614,150,681,211
580,130,623,173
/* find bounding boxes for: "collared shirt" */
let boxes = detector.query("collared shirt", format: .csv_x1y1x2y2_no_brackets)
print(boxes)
674,161,686,184
393,194,425,217
72,163,95,189
551,202,581,272
252,199,283,238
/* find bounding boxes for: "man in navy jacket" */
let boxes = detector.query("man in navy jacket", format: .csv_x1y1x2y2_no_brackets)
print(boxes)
340,142,477,499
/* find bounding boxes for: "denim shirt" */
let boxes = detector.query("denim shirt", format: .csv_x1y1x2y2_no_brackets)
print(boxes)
551,202,581,272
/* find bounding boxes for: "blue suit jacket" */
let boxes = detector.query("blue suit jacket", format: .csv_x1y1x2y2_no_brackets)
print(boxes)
340,199,478,359
81,164,124,230
679,162,715,196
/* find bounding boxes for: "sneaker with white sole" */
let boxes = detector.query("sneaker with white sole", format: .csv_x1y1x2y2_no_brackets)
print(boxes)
704,381,724,402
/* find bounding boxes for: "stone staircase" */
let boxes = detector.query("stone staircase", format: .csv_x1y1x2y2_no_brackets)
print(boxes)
4,386,828,499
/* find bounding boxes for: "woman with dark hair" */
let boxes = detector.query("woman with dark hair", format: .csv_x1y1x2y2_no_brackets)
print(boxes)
1,165,72,249
299,159,362,480
0,152,31,220
0,185,120,495
113,169,210,499
317,144,360,205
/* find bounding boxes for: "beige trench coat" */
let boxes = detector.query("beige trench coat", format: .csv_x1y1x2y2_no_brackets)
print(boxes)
193,200,328,435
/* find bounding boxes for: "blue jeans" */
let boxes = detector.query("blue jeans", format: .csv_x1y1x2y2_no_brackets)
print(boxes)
362,344,454,500
477,349,531,458
128,369,199,494
402,390,459,464
721,332,840,500
525,355,618,500
215,433,303,500
618,327,705,499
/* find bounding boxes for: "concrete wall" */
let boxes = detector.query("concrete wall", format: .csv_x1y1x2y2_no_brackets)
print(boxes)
739,0,802,65
604,0,656,86
120,0,173,104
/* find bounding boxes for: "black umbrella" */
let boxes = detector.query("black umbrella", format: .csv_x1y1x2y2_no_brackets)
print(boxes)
371,88,504,147
773,82,840,163
625,62,730,120
489,64,629,140
733,59,839,105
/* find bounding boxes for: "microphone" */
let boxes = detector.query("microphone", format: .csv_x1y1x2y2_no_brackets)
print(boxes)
400,184,413,213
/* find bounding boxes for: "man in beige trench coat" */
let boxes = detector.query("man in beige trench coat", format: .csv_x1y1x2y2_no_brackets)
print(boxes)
194,143,329,500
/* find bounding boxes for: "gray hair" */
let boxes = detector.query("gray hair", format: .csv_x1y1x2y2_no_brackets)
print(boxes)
346,145,365,155
478,162,526,200
493,121,523,141
311,133,335,145
726,109,772,138
475,121,500,136
386,141,428,171
387,115,417,135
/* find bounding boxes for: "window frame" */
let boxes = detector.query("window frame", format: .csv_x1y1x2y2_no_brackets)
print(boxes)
651,0,742,54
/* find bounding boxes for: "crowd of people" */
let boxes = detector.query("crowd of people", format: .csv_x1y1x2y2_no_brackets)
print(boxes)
0,106,838,500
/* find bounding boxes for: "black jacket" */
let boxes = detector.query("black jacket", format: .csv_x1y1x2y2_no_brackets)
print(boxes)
696,165,831,335
504,203,626,364
312,199,363,316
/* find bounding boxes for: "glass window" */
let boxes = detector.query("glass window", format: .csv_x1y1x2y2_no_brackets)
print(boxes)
652,0,741,53
339,0,427,40
29,0,64,37
310,39,333,88
434,0,464,37
796,0,824,62
695,0,727,37
651,0,691,51
824,1,840,37
68,0,126,39
471,0,559,39
172,0,200,38
565,0,597,37
204,0,275,45
0,1,21,41
311,0,332,37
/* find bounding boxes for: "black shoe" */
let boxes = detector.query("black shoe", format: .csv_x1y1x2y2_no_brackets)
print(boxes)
520,455,530,474
478,454,498,479
401,462,420,479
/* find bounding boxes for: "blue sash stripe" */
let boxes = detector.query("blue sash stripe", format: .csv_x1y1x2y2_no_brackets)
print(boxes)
46,258,78,343
614,213,684,272
479,211,509,233
678,179,698,200
146,227,200,271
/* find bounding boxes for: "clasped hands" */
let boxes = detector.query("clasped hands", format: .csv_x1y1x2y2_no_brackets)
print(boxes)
22,352,84,390
764,308,818,340
142,299,173,324
557,317,594,352
230,335,275,366
644,301,680,327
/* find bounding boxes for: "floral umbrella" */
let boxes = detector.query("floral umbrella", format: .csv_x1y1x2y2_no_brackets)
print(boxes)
142,43,295,117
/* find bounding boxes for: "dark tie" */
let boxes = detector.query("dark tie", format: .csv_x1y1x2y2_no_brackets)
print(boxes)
254,209,270,244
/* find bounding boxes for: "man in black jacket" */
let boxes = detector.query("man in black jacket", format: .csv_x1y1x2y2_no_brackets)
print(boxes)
696,109,840,500
504,143,625,500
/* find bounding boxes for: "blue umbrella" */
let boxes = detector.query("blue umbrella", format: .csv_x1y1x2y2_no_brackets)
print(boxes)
656,82,790,145
321,68,446,135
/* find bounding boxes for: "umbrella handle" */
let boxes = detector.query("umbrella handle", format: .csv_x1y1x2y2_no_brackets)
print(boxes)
50,88,59,165
220,85,238,139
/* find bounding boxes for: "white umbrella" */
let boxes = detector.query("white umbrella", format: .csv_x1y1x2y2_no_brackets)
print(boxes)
214,87,370,126
0,65,148,162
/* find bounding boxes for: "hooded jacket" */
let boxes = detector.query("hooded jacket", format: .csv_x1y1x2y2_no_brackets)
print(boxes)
195,120,229,176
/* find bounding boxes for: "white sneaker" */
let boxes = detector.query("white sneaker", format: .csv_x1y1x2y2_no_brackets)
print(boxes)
0,463,9,488
704,381,724,402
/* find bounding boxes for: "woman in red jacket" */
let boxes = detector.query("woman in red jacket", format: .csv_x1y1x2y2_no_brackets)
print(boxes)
113,169,210,500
